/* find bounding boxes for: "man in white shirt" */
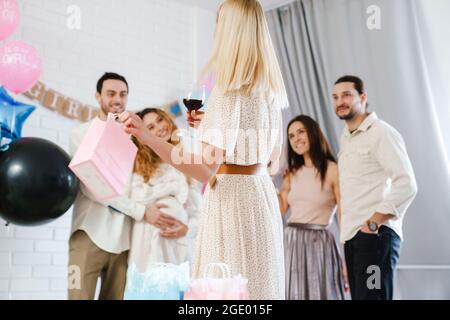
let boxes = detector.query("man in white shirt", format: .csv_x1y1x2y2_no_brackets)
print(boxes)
68,73,177,300
333,75,417,300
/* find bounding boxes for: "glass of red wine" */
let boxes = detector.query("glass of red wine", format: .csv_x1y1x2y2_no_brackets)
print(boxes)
183,85,206,113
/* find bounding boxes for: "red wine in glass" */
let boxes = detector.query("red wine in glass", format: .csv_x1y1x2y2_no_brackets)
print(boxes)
183,99,204,112
183,85,206,112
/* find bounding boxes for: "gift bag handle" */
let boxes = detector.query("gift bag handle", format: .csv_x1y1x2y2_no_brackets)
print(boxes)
107,112,123,123
203,263,231,279
107,112,134,140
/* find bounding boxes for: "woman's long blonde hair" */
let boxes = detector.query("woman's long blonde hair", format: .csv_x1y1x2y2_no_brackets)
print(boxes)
202,0,288,108
133,108,179,183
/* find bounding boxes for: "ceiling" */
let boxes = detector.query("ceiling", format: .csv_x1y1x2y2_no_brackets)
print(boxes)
177,0,295,12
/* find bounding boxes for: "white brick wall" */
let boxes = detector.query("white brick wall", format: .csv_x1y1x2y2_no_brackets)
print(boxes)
0,0,214,300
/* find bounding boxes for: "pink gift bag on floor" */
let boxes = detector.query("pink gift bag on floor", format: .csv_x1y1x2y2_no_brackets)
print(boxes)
69,113,138,200
184,263,249,300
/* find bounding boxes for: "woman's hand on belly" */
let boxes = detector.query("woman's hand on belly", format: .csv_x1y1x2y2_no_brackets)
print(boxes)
159,221,189,239
144,202,178,229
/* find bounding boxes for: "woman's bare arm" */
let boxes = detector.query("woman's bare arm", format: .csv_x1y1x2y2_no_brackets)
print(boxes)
120,112,223,183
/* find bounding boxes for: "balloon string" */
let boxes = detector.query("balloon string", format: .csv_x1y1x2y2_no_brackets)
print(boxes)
8,250,12,300
2,223,12,299
11,98,16,138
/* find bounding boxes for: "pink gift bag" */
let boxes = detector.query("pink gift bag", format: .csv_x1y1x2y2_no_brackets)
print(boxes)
69,113,138,200
184,263,249,300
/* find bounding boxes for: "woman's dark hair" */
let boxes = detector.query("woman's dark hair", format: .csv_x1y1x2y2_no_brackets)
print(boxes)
287,115,336,187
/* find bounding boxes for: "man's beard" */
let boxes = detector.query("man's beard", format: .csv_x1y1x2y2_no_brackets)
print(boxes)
101,104,123,115
100,105,109,115
337,107,356,120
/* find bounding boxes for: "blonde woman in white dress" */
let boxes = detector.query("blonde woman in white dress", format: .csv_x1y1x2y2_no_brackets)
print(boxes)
120,0,288,299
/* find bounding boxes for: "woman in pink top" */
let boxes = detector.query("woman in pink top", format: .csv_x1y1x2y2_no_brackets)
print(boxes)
278,115,347,300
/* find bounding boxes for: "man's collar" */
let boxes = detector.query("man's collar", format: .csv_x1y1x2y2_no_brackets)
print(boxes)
344,112,378,136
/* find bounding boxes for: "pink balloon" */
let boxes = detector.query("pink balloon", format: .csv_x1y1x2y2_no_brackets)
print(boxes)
0,40,43,94
0,0,20,40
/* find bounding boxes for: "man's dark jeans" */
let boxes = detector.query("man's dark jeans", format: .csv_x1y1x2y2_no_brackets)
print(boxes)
344,226,401,300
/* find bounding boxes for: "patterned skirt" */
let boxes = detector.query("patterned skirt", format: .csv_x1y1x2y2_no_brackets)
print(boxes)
192,174,285,300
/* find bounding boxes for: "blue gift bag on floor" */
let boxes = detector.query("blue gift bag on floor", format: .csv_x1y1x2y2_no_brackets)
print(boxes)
124,262,190,300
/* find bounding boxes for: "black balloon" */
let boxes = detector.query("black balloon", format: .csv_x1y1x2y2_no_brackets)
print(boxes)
0,137,79,226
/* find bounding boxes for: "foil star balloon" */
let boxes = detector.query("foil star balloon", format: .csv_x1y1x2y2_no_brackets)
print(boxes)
0,86,35,149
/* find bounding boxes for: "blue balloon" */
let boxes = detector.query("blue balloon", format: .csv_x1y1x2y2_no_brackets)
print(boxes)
170,102,182,117
0,86,36,149
1,127,12,139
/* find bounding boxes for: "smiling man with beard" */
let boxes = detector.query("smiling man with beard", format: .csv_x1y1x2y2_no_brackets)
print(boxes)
67,72,173,300
332,75,417,300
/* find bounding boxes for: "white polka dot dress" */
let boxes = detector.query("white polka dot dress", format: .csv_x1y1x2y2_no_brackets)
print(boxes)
192,88,285,300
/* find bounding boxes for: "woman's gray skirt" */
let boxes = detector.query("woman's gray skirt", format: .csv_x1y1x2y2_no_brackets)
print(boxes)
284,223,345,300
